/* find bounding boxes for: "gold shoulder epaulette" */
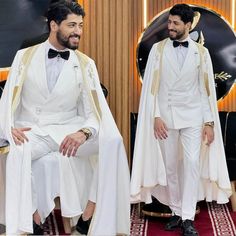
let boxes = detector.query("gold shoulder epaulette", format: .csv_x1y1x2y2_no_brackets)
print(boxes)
75,50,91,67
156,38,168,53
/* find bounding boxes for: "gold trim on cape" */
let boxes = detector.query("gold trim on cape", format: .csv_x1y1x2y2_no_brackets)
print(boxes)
11,45,40,113
204,72,210,96
151,69,159,95
75,50,102,120
150,39,167,96
196,43,210,97
0,145,9,155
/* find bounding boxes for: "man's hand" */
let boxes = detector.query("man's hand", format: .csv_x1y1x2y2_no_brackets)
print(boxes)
59,131,87,157
202,126,214,146
154,117,168,140
11,127,31,145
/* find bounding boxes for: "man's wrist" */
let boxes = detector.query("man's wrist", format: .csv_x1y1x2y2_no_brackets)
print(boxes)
78,128,92,140
204,121,214,128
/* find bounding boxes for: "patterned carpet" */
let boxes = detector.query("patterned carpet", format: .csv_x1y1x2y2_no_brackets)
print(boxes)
43,209,68,235
130,201,236,236
1,202,236,235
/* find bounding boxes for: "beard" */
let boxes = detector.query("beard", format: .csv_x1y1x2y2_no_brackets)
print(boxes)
169,29,186,40
56,30,80,50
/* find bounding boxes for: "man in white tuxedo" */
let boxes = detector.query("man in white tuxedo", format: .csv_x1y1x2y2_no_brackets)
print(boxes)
0,1,130,235
131,4,231,236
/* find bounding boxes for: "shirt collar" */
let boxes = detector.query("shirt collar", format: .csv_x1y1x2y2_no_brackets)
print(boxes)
177,35,191,43
45,40,69,53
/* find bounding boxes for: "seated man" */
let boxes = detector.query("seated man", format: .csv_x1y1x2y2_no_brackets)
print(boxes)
0,1,130,235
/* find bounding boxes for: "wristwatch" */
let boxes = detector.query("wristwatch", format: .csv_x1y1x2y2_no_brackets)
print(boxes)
78,128,92,140
204,121,214,128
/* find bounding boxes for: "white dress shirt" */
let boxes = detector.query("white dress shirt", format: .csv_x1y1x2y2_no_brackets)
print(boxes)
174,36,190,70
45,41,69,92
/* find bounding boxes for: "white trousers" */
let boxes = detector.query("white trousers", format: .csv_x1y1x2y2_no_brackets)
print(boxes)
159,126,202,220
27,131,98,221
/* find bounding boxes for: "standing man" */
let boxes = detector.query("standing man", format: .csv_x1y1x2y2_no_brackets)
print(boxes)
0,1,130,235
131,4,231,236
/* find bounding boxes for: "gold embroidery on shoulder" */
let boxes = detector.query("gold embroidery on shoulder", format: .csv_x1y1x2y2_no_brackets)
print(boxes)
195,43,210,96
12,45,40,113
91,90,102,117
150,39,167,96
75,51,101,120
88,64,97,89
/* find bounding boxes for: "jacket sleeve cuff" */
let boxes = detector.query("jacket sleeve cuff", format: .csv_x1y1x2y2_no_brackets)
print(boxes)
154,104,160,117
203,113,214,123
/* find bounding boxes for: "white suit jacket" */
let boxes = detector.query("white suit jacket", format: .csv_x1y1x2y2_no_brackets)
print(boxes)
14,42,98,144
155,38,213,129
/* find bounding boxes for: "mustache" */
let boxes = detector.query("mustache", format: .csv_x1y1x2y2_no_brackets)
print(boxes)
69,34,80,39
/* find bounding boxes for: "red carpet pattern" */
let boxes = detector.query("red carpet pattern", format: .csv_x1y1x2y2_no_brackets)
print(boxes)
130,205,147,236
42,202,236,235
43,209,68,235
43,211,58,235
208,201,236,235
130,202,236,236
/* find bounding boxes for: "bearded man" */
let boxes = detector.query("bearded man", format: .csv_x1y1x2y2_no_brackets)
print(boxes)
131,4,231,236
0,1,130,235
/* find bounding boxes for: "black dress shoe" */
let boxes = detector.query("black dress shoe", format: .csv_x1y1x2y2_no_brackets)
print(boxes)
165,215,182,231
142,198,172,217
182,220,198,236
29,221,44,235
76,216,91,235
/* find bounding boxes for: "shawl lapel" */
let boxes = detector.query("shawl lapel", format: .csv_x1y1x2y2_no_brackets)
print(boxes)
179,40,200,78
164,39,180,76
30,43,49,98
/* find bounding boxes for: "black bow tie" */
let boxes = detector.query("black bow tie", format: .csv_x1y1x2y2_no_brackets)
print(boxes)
173,41,189,48
48,48,70,60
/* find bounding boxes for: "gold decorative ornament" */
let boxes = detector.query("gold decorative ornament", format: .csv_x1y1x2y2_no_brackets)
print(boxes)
215,71,232,82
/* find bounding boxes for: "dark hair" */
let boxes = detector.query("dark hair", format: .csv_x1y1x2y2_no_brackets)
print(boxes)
169,4,194,24
47,1,85,31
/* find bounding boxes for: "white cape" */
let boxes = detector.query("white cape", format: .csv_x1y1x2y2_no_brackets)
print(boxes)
130,39,232,206
0,43,130,235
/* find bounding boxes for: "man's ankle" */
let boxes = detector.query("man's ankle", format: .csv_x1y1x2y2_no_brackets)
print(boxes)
82,214,91,221
33,210,41,225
